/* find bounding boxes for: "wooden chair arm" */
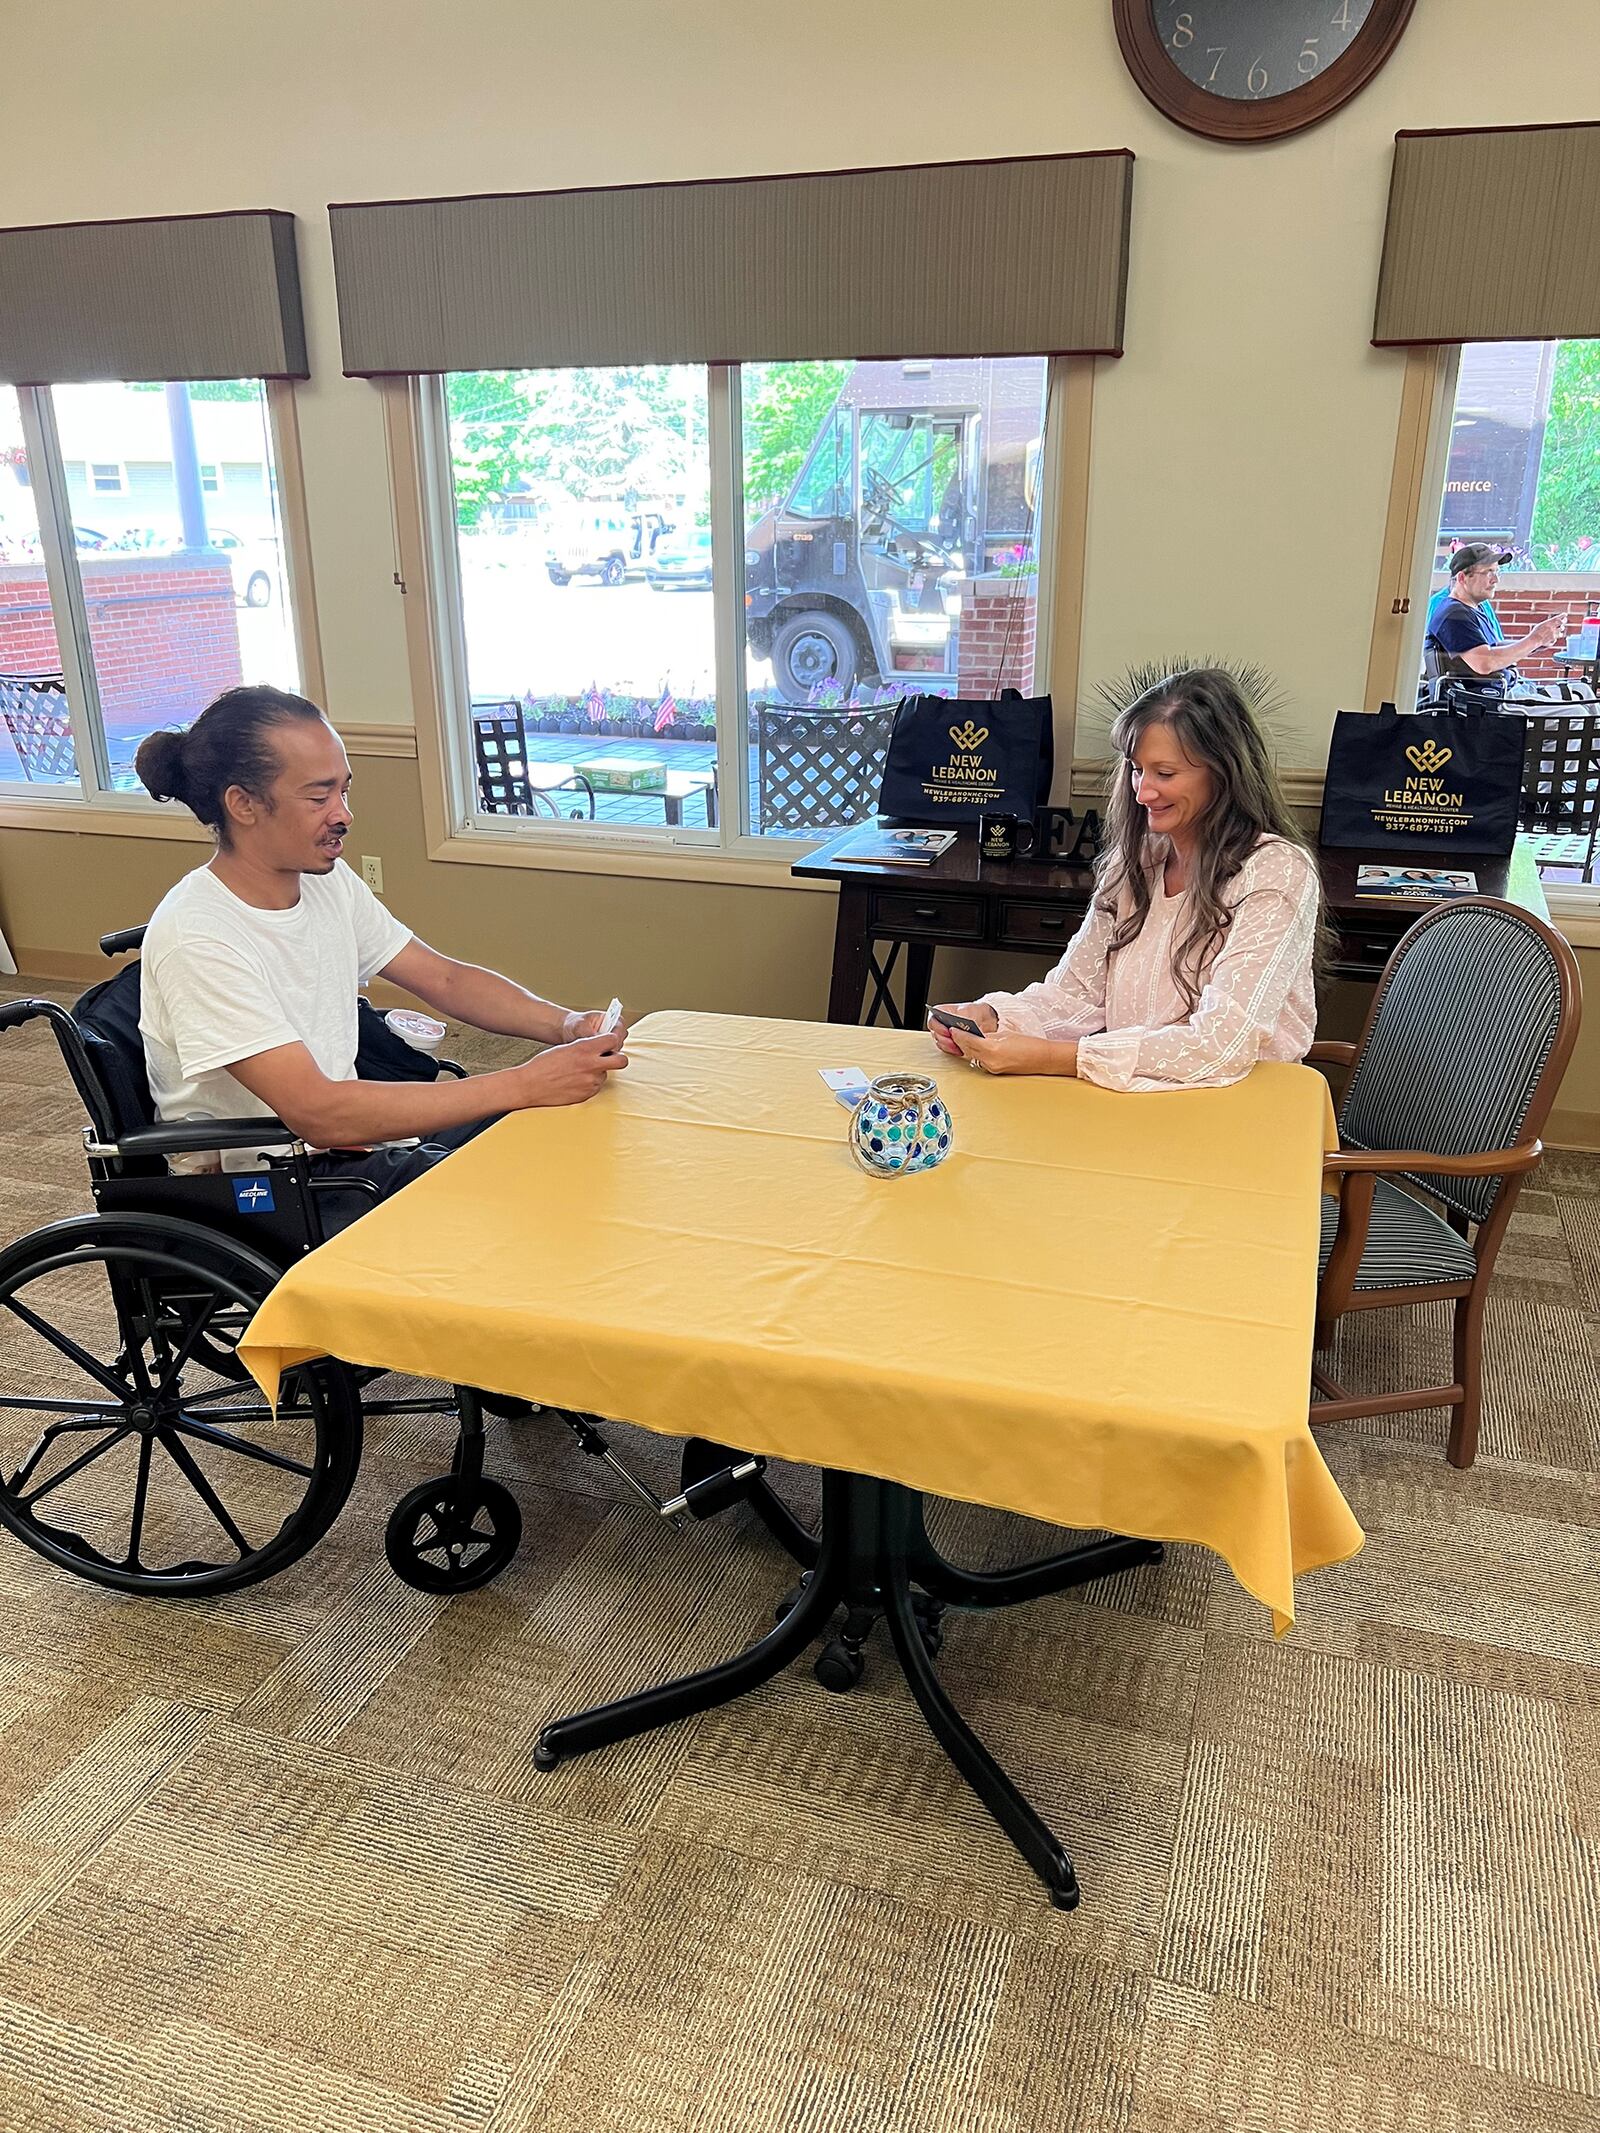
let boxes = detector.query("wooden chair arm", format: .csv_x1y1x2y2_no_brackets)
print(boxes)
1308,1041,1356,1067
1322,1141,1543,1181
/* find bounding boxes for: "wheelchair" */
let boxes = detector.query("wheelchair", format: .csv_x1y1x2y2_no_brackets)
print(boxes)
0,926,774,1602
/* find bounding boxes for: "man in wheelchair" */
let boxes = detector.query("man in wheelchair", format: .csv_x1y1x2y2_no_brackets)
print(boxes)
0,684,761,1608
133,683,627,1201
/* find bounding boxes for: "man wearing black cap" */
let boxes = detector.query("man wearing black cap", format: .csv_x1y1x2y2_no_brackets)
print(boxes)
1427,543,1563,695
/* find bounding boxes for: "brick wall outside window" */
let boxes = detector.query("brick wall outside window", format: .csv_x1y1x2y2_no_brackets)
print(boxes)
0,555,243,771
956,578,1037,698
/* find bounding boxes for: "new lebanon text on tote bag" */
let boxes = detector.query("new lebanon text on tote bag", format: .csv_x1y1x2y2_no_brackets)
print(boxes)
878,689,1054,824
1318,705,1524,856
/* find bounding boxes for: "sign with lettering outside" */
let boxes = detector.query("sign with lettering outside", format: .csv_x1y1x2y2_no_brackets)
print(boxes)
878,691,1054,824
1319,708,1525,857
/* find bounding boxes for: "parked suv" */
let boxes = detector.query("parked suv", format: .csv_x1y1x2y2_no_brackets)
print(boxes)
545,507,635,588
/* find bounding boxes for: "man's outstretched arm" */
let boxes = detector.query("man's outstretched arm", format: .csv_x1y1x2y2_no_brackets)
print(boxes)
229,1032,625,1149
378,938,618,1045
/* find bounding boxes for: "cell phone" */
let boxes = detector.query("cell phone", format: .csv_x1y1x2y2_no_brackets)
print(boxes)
928,1007,983,1038
597,998,624,1037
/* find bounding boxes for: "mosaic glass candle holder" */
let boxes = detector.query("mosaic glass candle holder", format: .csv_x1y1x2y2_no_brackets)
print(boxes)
847,1073,952,1178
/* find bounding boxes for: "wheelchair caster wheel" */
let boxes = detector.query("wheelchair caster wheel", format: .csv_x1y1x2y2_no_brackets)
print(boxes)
912,1594,946,1662
533,1740,560,1771
814,1639,865,1693
384,1476,522,1593
774,1575,811,1623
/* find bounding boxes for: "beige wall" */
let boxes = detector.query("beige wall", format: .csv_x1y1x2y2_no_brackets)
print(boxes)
2,0,1597,1136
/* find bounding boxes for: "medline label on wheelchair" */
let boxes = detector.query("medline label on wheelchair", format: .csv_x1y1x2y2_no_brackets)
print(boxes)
231,1177,276,1214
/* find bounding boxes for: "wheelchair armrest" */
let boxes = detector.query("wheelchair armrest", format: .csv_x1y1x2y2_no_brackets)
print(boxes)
0,997,59,1034
99,924,147,958
102,1116,308,1161
437,1057,467,1079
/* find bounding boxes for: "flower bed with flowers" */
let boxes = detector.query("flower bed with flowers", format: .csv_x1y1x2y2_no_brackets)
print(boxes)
515,689,718,741
509,677,920,740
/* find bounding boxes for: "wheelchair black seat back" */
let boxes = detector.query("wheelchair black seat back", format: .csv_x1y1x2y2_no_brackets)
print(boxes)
1,925,772,1605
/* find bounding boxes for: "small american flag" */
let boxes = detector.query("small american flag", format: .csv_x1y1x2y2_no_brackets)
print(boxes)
585,681,606,725
654,683,678,734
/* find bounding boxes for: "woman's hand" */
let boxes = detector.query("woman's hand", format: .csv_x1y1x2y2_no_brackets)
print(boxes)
927,1001,998,1057
948,1028,1078,1078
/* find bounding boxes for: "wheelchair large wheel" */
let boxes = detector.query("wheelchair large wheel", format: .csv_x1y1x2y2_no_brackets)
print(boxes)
0,1213,362,1596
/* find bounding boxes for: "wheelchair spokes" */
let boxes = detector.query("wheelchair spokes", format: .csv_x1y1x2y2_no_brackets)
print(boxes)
2,1289,136,1405
12,1420,134,1504
170,1410,315,1479
0,1225,362,1595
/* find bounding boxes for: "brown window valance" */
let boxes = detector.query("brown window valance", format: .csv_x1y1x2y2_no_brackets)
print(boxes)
329,152,1135,375
1374,124,1600,346
0,210,307,385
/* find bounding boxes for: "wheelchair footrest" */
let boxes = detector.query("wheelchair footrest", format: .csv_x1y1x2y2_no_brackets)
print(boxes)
660,1458,764,1523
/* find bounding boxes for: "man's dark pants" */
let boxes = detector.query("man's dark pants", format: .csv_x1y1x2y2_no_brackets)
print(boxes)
310,1115,502,1236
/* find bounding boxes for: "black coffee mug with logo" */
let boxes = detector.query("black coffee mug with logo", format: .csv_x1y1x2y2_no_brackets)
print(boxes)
979,811,1038,862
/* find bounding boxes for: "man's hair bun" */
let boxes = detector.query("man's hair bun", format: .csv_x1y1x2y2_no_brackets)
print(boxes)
134,728,191,806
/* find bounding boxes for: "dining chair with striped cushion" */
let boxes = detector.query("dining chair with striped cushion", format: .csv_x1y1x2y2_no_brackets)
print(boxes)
1310,898,1582,1468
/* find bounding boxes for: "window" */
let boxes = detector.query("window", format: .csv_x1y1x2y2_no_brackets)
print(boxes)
200,462,220,492
89,462,126,493
1419,338,1600,892
0,389,69,786
436,365,716,836
424,355,1052,850
0,378,300,800
1431,342,1599,573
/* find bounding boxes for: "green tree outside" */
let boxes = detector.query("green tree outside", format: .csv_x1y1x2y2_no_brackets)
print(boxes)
129,380,258,402
445,361,853,529
1531,339,1600,566
740,362,850,515
446,368,705,528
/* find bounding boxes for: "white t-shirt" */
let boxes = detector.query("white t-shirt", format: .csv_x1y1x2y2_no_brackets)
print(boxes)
140,861,412,1170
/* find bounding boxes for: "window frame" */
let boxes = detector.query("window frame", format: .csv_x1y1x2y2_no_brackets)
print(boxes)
0,379,322,832
410,356,1073,872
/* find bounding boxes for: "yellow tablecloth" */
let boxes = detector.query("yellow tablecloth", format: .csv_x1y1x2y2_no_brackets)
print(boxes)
239,1012,1362,1630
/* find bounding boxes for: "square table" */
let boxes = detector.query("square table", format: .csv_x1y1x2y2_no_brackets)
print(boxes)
240,1013,1361,1906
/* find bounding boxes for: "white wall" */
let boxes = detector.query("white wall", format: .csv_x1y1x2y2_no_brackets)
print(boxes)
6,0,1593,766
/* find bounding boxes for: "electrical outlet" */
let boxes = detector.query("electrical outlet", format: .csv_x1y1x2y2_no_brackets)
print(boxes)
360,855,384,895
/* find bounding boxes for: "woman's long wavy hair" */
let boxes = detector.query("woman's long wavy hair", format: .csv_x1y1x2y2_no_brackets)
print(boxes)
1096,668,1320,1010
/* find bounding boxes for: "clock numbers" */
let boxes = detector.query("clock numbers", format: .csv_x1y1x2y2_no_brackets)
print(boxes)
1114,0,1417,141
1153,2,1375,103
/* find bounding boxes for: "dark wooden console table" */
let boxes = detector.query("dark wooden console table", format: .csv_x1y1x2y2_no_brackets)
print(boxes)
793,829,1548,1026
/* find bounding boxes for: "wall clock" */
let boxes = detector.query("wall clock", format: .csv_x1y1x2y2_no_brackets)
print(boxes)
1112,0,1419,143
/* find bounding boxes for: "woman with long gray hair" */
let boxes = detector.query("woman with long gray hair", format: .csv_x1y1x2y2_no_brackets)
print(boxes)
929,668,1323,1091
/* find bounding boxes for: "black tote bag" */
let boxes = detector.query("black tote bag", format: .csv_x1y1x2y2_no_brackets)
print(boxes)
1318,705,1525,857
877,689,1053,825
